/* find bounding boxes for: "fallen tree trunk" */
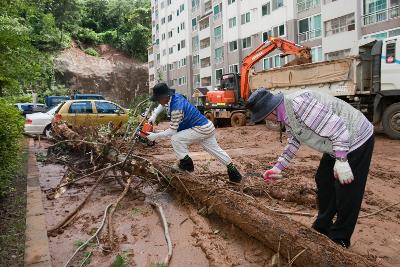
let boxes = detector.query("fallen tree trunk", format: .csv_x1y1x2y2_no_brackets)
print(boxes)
52,123,376,267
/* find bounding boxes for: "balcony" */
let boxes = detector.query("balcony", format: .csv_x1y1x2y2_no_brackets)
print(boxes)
199,18,210,30
204,1,212,13
200,37,210,49
298,29,322,43
362,5,400,26
200,57,211,68
297,0,320,12
201,76,211,87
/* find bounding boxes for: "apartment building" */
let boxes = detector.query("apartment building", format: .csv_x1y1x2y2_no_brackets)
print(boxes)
148,0,400,99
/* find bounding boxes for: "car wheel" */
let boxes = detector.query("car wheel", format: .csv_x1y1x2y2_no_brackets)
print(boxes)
44,125,53,138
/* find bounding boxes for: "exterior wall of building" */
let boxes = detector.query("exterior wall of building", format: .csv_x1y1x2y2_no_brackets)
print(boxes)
148,0,400,100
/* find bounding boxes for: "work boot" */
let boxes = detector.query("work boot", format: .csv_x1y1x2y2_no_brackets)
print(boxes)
227,163,242,183
179,155,194,172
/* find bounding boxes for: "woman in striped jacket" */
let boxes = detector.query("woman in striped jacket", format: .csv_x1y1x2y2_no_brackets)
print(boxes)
246,88,374,248
147,83,242,183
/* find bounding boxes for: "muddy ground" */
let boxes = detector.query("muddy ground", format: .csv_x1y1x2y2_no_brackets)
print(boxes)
34,123,400,266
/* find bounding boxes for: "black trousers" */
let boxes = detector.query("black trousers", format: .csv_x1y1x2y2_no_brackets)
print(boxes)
312,135,374,244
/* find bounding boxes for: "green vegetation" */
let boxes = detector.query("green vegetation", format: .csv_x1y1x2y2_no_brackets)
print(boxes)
0,100,24,196
112,254,129,267
0,0,151,196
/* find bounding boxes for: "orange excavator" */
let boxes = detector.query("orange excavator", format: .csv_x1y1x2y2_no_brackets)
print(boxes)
203,37,311,127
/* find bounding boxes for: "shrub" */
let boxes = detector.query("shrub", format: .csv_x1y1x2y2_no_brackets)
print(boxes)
74,27,98,45
84,47,99,57
98,30,117,44
0,99,24,197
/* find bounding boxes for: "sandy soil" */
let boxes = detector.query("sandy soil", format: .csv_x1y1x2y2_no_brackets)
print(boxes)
34,123,400,266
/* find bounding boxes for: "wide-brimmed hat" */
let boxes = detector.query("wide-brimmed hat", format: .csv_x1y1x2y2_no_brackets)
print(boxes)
150,83,174,101
245,88,283,123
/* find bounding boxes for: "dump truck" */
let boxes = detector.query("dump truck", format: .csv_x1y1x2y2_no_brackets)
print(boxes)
203,37,400,139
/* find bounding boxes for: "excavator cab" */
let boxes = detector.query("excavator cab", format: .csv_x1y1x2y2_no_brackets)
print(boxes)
206,73,240,107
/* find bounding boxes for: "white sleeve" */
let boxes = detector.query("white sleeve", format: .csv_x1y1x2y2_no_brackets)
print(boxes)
151,128,177,139
149,104,165,123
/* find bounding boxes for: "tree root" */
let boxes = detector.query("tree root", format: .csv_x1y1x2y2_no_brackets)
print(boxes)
63,203,112,267
149,201,173,265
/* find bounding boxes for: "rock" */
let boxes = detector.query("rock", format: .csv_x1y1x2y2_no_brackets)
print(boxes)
54,44,149,106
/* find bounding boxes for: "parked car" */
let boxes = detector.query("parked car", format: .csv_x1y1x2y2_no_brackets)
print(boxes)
45,96,70,108
15,103,47,117
24,104,61,137
73,94,105,100
53,100,128,127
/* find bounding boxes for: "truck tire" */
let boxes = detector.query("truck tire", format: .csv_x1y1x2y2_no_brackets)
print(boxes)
382,103,400,139
231,113,246,127
265,119,280,132
205,112,215,124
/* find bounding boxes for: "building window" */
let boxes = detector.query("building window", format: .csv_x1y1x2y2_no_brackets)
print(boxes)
325,49,351,60
192,35,199,51
162,49,166,56
362,0,400,25
162,33,166,40
168,63,173,70
194,74,200,87
181,22,185,30
180,4,185,12
201,76,212,86
192,0,200,11
193,55,200,68
262,31,269,42
181,40,186,48
364,27,400,39
262,2,271,16
178,43,181,51
215,68,224,85
229,17,237,28
297,0,320,13
214,47,224,63
270,24,285,37
229,64,239,73
192,18,197,30
214,3,222,19
229,40,238,51
241,12,251,24
311,46,323,62
178,76,186,85
161,17,165,24
204,0,212,12
169,47,173,54
242,36,252,49
298,14,321,42
263,57,272,70
214,25,223,41
228,0,236,4
201,57,211,68
168,14,172,22
272,0,284,10
167,0,171,5
325,13,355,36
168,31,173,38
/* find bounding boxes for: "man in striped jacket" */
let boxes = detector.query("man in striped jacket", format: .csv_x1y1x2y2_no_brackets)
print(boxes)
246,88,374,248
146,83,242,183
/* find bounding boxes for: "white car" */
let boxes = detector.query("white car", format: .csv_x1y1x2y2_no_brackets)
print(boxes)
24,104,61,137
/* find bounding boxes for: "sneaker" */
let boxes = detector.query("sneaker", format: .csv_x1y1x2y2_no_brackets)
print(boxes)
227,163,242,183
178,155,194,172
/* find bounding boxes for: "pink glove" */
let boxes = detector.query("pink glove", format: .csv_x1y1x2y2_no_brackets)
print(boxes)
263,166,283,183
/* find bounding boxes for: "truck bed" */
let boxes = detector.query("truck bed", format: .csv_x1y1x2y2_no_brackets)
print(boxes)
249,57,367,97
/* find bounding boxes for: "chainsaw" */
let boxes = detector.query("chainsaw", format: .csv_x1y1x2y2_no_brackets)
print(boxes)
133,106,155,146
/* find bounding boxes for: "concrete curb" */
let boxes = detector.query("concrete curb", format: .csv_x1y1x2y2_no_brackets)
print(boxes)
24,138,51,267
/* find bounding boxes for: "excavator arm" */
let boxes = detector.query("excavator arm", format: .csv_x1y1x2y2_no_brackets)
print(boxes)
240,37,311,101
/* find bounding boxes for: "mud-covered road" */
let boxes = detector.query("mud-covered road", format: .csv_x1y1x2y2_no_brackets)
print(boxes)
35,124,400,266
